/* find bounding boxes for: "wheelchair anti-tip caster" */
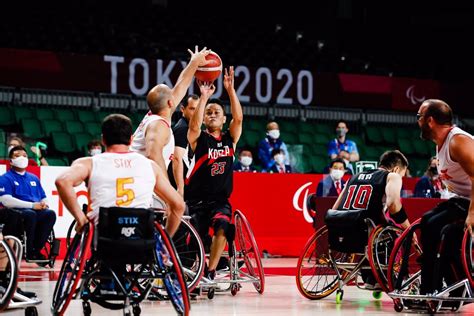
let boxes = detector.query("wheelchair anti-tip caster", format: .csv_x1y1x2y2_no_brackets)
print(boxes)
335,290,344,304
393,299,404,312
372,291,383,299
25,306,38,316
231,283,239,296
132,304,141,316
82,301,91,316
207,288,215,299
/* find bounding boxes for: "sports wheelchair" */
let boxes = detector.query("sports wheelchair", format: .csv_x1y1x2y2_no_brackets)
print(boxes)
51,207,190,316
162,209,265,299
0,224,42,316
296,207,403,302
387,218,474,313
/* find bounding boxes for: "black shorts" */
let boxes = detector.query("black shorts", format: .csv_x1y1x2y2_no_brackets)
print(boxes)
187,200,232,242
0,208,23,237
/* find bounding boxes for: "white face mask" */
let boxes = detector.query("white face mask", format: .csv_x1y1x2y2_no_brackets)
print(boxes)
90,149,102,156
240,156,252,167
267,129,280,140
274,154,285,165
11,156,28,169
330,169,344,181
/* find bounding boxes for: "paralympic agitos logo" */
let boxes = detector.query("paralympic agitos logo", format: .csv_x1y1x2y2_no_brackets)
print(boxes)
292,182,315,223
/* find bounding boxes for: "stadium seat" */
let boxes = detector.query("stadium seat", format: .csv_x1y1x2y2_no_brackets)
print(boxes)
73,132,94,154
363,146,381,161
282,132,298,144
64,121,85,134
300,122,314,135
47,157,69,166
84,122,102,137
35,108,54,121
21,118,45,139
396,128,411,139
365,126,384,144
54,109,76,121
311,155,329,173
42,119,64,137
298,132,314,145
14,107,35,123
313,133,330,145
242,130,261,147
0,141,7,158
397,139,415,156
380,127,397,144
77,110,97,123
51,132,75,153
314,123,333,136
0,107,15,126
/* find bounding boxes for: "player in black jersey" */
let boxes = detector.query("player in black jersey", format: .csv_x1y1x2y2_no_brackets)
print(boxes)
329,150,411,289
186,66,243,279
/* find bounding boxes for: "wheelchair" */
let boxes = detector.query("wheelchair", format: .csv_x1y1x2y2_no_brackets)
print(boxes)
0,224,42,316
23,229,60,268
172,208,265,299
387,218,474,313
51,207,190,316
295,208,403,302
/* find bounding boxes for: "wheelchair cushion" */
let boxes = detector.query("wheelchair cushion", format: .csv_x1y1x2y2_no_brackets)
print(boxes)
325,209,368,253
97,207,156,264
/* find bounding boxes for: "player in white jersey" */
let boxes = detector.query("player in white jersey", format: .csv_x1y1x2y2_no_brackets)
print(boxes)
55,114,185,237
416,99,474,295
130,46,211,175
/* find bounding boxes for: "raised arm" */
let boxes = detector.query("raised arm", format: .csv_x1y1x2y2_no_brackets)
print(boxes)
386,172,410,229
145,120,170,176
55,157,92,231
224,66,243,147
172,146,186,196
450,134,474,233
171,46,211,107
187,82,215,152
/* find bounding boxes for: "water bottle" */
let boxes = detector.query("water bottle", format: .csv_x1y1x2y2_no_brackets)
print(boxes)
425,189,432,198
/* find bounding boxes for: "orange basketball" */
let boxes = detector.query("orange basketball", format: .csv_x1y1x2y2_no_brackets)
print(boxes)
195,52,222,82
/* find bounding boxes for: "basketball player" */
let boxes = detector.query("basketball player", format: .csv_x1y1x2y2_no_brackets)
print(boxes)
55,114,185,237
330,150,411,289
130,46,210,234
415,99,474,295
185,66,243,279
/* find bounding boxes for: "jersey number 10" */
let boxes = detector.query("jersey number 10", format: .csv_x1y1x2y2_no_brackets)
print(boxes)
342,184,373,210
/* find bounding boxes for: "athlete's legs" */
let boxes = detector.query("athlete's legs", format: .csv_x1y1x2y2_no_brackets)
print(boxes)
209,229,227,271
208,203,232,272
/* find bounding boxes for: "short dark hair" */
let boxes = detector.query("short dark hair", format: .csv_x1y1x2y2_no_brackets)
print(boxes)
207,98,226,114
87,139,102,150
9,145,26,158
379,150,409,170
330,158,345,168
182,94,199,108
336,120,348,128
423,99,453,125
102,114,133,146
271,148,283,157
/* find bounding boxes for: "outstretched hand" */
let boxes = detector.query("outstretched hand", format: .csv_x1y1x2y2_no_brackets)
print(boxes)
197,80,216,99
188,45,211,67
223,66,234,91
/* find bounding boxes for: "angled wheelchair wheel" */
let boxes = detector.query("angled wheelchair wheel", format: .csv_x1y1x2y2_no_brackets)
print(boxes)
0,239,18,311
462,228,474,288
387,219,422,294
51,223,93,316
368,225,403,292
154,223,190,316
164,217,205,292
234,209,265,294
37,230,60,268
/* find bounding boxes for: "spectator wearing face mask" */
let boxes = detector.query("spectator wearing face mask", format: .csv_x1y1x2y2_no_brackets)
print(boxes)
234,148,257,172
8,136,49,166
414,157,443,198
87,140,103,156
258,121,290,170
316,158,346,197
268,148,292,173
327,120,359,173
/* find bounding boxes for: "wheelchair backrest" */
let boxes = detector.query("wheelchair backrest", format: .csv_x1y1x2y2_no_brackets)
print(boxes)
97,207,156,264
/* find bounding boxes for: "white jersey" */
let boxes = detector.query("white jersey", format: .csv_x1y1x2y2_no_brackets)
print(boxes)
88,152,156,221
437,126,473,198
130,112,175,168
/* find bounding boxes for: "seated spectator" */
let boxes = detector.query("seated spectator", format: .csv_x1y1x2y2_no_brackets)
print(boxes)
87,139,103,156
8,136,49,166
327,120,359,173
414,157,443,198
258,121,290,170
234,148,257,172
316,158,346,197
0,146,56,260
268,148,292,173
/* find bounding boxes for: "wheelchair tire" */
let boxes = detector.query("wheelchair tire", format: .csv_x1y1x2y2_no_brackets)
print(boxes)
367,225,403,292
154,223,190,316
51,224,93,316
387,219,422,293
0,239,18,312
462,229,474,288
234,209,265,294
164,217,205,292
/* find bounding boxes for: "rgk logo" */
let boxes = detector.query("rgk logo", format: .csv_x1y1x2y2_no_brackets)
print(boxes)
121,227,136,237
292,182,314,223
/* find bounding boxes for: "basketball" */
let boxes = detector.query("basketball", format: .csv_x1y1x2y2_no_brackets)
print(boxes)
195,51,222,82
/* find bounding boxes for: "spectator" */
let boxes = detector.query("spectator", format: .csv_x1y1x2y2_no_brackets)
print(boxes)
268,148,292,173
0,146,56,260
327,120,359,173
258,121,290,170
316,158,346,197
414,157,443,198
87,139,103,156
8,136,49,166
233,148,257,172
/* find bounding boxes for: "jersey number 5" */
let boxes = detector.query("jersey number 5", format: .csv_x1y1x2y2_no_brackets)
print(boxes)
342,184,373,210
116,177,135,206
211,162,226,176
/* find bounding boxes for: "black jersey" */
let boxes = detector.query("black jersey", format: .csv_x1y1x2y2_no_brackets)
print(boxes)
185,131,234,202
167,117,193,189
337,168,389,224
